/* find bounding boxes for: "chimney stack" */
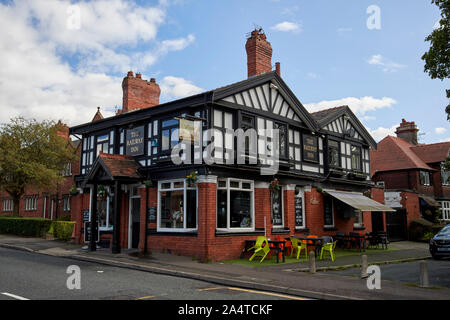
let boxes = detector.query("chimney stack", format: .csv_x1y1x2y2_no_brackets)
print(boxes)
395,119,419,145
246,28,273,78
120,71,161,113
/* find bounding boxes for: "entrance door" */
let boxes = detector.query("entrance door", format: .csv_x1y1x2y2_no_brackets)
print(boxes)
371,212,384,233
386,209,407,241
130,197,141,249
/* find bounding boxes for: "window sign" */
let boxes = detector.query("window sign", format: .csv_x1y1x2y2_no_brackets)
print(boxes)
126,126,145,156
303,134,319,163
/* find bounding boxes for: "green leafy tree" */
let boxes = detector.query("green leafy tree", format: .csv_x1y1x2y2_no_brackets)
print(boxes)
0,118,76,216
422,0,450,120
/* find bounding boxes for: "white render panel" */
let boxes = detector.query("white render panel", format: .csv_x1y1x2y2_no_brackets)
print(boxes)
347,158,351,169
273,94,283,114
341,156,347,169
249,89,260,109
303,165,319,173
242,90,252,107
255,86,268,111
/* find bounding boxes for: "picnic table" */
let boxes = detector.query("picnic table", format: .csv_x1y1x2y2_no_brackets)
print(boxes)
241,239,287,263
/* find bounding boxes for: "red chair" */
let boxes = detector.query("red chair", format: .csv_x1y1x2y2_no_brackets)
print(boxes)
306,235,318,253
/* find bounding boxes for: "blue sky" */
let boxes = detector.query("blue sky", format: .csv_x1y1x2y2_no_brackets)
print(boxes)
0,0,448,143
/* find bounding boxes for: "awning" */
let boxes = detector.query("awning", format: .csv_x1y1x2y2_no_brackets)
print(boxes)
325,190,396,212
419,195,440,207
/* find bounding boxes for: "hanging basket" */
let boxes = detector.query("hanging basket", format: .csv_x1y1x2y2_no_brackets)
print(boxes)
269,178,280,192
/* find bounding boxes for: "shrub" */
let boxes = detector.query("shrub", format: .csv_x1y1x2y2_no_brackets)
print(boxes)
0,217,52,237
51,221,75,241
56,215,71,221
408,218,446,241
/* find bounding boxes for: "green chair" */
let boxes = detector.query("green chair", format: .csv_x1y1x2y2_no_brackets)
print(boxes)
320,240,337,261
248,236,271,263
290,237,308,260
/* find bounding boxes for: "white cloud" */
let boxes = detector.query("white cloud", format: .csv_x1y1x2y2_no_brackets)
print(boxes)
435,127,447,134
368,54,406,73
337,27,352,35
0,0,198,126
271,21,301,33
160,76,204,100
304,96,397,116
366,125,398,142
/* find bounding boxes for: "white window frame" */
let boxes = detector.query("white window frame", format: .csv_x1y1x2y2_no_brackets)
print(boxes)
157,179,198,232
63,195,71,212
441,201,450,221
216,178,255,232
441,163,450,186
25,196,38,211
294,188,306,229
2,199,13,212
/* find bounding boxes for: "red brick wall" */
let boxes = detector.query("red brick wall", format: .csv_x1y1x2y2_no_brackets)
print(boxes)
400,191,421,226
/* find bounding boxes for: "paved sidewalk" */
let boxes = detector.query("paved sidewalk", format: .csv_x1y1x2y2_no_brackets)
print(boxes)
0,234,448,300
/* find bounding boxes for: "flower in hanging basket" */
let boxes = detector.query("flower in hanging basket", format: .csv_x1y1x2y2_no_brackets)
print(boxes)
69,185,80,196
144,180,153,188
97,185,106,199
269,178,280,191
186,171,198,187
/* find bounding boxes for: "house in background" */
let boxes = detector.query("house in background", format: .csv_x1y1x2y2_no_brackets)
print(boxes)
371,119,450,240
0,122,80,220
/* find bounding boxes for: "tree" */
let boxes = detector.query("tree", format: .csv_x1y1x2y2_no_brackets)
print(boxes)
422,0,450,120
0,118,76,216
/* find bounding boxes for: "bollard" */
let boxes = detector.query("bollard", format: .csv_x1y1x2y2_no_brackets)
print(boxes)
309,251,316,273
419,260,429,288
361,255,368,279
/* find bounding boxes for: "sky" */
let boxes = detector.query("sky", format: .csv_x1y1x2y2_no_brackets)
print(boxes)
0,0,448,143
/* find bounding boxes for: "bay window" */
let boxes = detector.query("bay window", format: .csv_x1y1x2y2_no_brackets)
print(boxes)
217,179,254,230
158,180,197,231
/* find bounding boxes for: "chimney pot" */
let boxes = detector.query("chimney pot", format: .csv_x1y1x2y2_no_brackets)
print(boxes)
136,73,142,79
395,119,419,145
275,62,281,76
127,71,134,77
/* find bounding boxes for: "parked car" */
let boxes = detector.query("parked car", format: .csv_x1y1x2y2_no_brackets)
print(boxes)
429,224,450,259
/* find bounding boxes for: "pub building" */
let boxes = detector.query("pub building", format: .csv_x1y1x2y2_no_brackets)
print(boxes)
69,28,393,260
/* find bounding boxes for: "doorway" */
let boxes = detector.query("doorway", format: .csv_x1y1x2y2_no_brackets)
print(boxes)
386,209,407,241
371,212,384,233
128,187,141,249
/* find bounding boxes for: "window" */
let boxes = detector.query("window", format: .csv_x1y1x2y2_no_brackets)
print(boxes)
96,134,110,156
63,195,70,212
2,199,13,212
161,119,179,152
354,210,363,228
240,114,256,160
271,188,283,227
441,163,450,186
328,140,340,167
324,196,334,227
158,180,197,230
217,179,254,230
351,145,362,171
441,201,450,221
25,196,38,211
288,128,301,170
274,122,287,159
62,162,72,177
212,109,233,162
98,188,113,230
420,171,432,186
295,188,305,228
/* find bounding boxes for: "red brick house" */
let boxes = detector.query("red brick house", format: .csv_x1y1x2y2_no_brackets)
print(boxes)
371,119,450,240
68,28,393,260
0,122,81,220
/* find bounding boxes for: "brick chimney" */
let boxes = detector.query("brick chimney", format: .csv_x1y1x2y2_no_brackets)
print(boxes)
120,71,161,113
246,28,273,78
395,119,419,145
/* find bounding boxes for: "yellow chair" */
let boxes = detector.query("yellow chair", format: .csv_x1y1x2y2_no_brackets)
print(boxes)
290,237,308,260
249,236,271,263
320,240,337,261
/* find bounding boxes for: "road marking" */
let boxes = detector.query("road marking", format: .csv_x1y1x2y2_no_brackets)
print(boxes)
135,295,156,300
199,286,311,300
1,292,30,300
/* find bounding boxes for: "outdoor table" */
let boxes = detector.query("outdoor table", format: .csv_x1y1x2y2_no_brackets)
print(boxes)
343,234,366,252
291,236,324,258
242,239,286,263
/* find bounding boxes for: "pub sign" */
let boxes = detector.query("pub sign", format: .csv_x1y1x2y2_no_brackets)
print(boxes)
126,126,145,156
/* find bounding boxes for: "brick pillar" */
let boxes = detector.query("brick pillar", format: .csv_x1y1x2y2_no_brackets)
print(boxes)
304,187,324,236
196,175,217,261
255,182,271,236
284,185,296,233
